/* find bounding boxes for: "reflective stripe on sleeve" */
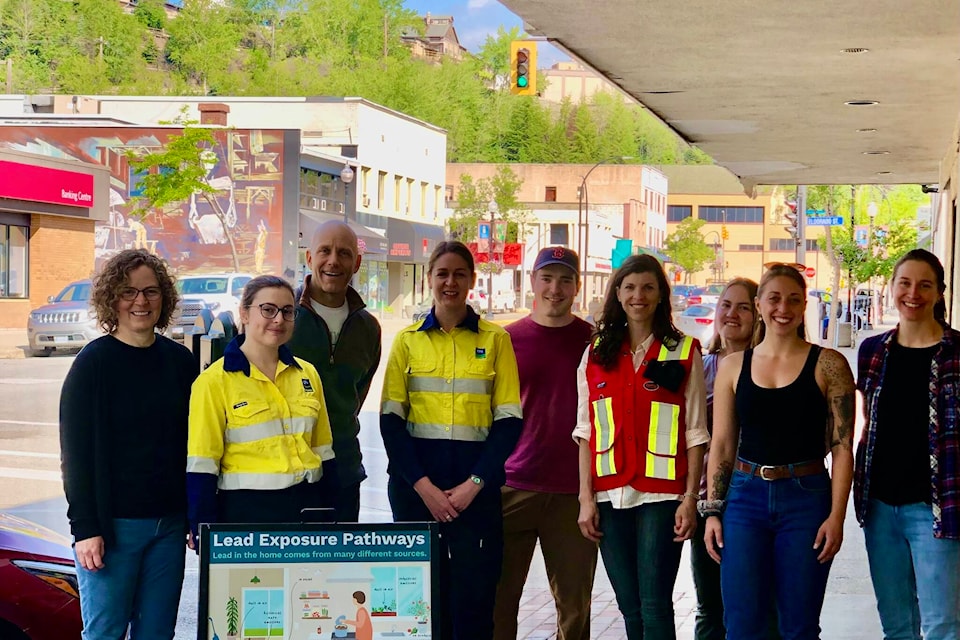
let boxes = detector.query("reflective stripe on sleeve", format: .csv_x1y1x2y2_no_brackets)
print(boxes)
493,403,522,421
218,468,322,491
408,376,494,395
381,399,408,419
592,397,617,477
645,452,677,480
186,456,219,475
406,422,491,441
311,444,336,461
648,401,680,456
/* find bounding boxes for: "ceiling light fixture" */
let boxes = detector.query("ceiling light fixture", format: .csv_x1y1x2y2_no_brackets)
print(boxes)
841,47,870,54
845,100,879,106
876,171,892,176
862,150,890,155
856,128,878,133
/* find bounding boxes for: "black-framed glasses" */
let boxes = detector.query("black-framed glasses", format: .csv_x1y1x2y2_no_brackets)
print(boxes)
119,286,163,301
254,303,297,322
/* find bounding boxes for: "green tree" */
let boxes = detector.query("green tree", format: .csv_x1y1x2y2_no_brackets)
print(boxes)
663,217,714,283
133,0,167,30
448,166,526,244
127,111,242,271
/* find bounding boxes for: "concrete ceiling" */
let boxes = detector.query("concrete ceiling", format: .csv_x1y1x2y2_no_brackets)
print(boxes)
502,0,960,190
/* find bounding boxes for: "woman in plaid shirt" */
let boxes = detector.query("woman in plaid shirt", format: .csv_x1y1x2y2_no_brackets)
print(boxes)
855,248,960,640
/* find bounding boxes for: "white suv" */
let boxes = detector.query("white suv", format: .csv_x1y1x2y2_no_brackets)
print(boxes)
176,273,255,323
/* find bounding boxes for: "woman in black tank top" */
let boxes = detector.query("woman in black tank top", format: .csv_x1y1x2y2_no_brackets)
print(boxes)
701,264,856,640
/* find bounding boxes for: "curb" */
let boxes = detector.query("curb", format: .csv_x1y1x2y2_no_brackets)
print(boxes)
0,348,26,359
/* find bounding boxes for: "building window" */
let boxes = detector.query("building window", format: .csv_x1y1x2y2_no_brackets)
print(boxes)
698,206,764,223
545,186,557,202
406,178,415,214
377,171,387,210
0,224,28,298
769,238,797,251
420,182,428,217
550,223,569,246
667,205,692,222
394,176,402,212
738,244,763,251
444,184,454,202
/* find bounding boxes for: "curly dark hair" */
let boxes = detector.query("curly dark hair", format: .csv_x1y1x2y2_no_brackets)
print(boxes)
591,254,680,369
91,249,179,333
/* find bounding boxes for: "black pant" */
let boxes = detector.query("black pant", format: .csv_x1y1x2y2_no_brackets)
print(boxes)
217,482,325,525
388,476,503,640
333,481,362,522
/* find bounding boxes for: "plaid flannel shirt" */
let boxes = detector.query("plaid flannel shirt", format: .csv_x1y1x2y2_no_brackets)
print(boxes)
855,327,960,539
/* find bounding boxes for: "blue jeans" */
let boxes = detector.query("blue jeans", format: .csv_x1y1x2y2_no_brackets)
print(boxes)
598,500,683,640
75,516,186,640
720,468,833,640
862,499,960,640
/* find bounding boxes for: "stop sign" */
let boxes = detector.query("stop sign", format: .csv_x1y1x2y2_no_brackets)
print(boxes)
805,266,816,278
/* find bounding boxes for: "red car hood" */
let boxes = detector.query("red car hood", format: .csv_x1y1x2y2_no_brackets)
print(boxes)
0,513,74,562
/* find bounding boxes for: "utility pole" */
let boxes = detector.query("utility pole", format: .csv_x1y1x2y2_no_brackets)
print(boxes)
4,59,12,94
847,185,856,322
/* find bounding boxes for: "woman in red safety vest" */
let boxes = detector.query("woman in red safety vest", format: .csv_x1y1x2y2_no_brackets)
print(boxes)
574,254,708,640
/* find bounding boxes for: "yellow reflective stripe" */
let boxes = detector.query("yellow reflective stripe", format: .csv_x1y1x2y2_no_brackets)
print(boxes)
658,336,694,361
186,456,219,474
645,452,677,480
381,399,408,419
407,422,491,442
311,444,336,461
218,469,321,491
493,403,522,420
408,376,494,395
223,416,315,445
648,401,680,456
592,398,617,477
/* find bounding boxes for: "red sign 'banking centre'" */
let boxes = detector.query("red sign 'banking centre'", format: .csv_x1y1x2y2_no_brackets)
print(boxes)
0,160,95,208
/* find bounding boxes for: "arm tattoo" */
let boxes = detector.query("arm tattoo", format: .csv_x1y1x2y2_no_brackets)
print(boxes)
832,393,855,448
819,349,855,451
710,461,732,500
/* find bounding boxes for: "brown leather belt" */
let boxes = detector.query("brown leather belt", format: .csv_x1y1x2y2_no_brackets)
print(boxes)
735,459,825,481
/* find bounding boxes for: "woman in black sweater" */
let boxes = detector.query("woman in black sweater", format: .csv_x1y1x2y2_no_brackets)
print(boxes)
60,249,196,640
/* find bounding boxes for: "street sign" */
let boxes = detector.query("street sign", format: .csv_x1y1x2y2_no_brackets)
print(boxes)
805,267,816,278
805,209,826,215
806,216,843,226
478,221,491,239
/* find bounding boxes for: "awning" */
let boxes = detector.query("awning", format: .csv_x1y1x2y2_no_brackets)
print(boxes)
385,218,447,262
300,209,389,255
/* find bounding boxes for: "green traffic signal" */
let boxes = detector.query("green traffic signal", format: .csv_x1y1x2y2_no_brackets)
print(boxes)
517,76,528,88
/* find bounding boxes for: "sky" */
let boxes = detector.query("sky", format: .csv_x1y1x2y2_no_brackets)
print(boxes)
402,0,568,67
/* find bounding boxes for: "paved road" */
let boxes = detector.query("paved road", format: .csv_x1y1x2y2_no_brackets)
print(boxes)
0,316,886,639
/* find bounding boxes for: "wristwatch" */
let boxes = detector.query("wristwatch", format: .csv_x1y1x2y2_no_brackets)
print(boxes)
469,475,484,489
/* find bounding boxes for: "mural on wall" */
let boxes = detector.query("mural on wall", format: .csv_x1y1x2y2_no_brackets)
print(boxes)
0,127,287,274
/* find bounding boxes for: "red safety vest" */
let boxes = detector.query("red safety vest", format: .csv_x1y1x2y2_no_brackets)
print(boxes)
586,335,697,494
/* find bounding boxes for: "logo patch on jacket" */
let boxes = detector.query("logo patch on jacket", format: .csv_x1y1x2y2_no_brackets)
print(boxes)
301,378,314,393
233,401,248,410
475,348,486,359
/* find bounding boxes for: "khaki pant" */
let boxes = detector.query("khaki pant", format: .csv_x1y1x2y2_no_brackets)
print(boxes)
493,487,598,640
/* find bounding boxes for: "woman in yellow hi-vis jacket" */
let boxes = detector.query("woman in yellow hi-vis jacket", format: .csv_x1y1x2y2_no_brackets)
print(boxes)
186,276,336,547
380,241,523,640
574,255,708,640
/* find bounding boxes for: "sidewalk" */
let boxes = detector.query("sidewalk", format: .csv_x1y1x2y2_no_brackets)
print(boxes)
513,320,894,640
0,329,28,359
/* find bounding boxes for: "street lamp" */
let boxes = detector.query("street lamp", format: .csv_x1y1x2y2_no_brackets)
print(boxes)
578,155,634,311
866,201,879,327
704,230,722,282
340,163,355,223
486,199,499,319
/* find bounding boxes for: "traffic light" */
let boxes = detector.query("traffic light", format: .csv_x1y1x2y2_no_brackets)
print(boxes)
721,225,729,241
783,210,800,246
510,41,537,96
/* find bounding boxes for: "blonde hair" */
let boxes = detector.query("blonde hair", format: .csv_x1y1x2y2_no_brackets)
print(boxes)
705,278,759,354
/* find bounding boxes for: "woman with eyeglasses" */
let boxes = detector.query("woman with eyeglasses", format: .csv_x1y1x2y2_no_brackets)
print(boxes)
187,275,336,546
60,249,198,640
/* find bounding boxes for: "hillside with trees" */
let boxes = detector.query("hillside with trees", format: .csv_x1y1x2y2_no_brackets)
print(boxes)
0,0,711,164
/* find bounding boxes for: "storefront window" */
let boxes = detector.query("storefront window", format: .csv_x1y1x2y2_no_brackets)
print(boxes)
0,224,28,298
354,260,388,310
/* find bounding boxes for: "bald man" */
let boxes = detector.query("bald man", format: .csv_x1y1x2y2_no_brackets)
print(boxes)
289,221,382,521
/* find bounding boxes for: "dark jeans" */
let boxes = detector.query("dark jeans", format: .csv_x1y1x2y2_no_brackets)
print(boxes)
334,481,362,522
388,476,503,640
598,500,683,640
720,468,832,640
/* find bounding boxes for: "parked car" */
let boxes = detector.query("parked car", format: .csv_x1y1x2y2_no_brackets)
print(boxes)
686,284,725,307
168,296,210,341
175,273,255,323
0,513,81,639
27,280,101,357
675,303,717,347
670,284,698,309
472,288,516,314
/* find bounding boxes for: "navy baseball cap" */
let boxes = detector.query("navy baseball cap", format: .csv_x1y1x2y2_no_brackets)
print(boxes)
533,246,580,276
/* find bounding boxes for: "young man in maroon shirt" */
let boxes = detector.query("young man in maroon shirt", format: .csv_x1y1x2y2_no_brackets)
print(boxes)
493,247,597,640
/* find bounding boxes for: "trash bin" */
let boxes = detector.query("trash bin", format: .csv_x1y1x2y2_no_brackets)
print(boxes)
834,322,853,348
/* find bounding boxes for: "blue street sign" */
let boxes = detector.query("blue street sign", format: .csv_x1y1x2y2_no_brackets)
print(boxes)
478,222,491,239
805,209,826,215
806,216,844,226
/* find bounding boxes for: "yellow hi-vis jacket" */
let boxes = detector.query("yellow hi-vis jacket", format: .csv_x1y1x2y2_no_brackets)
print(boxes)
187,340,335,491
381,312,522,444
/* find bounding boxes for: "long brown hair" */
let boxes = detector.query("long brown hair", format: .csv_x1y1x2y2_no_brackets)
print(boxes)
892,248,947,326
592,254,680,369
706,278,759,354
753,264,807,344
